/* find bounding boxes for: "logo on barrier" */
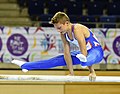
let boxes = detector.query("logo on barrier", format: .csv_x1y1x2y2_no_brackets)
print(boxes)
113,36,120,57
0,37,2,51
7,33,28,56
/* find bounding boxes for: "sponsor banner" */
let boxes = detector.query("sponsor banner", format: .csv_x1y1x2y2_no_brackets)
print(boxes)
0,26,119,65
92,28,120,64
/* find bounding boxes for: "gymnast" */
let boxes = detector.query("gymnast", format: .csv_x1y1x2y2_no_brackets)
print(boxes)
12,12,103,81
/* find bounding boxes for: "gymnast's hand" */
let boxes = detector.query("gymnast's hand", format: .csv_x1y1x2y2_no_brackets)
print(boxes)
89,72,96,82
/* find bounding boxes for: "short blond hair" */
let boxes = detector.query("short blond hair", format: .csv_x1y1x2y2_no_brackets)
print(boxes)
50,12,70,24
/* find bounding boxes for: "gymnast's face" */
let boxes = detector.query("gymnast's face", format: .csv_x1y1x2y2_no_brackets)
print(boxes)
54,22,68,34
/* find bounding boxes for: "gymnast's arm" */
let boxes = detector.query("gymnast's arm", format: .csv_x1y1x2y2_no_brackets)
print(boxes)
74,24,87,57
74,24,96,81
61,34,74,76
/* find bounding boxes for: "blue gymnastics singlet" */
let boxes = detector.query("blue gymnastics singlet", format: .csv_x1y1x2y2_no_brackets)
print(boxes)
65,25,101,51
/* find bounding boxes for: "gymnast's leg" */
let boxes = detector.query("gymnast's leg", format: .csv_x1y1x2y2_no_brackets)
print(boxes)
11,53,81,71
21,55,66,70
80,46,104,66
